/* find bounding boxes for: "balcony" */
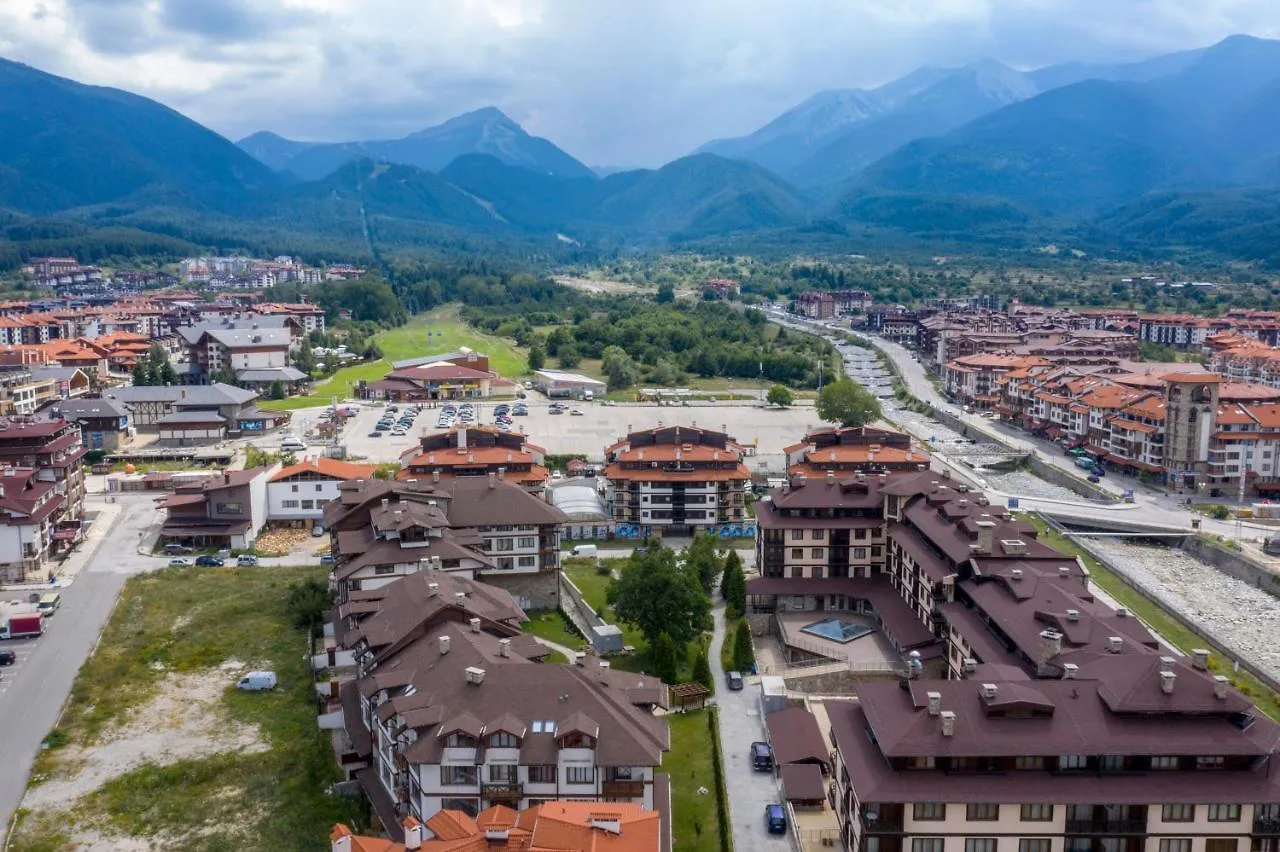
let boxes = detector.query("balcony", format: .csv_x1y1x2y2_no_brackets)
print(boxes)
1064,820,1147,835
602,780,645,798
482,782,523,802
1255,819,1280,836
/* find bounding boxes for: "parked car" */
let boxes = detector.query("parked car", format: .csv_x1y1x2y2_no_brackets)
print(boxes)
549,408,564,415
765,803,787,834
312,524,326,537
570,409,585,416
368,430,384,438
168,558,192,567
751,741,774,771
0,650,15,666
726,671,744,691
320,554,335,566
391,428,408,436
237,671,278,691
163,543,193,555
236,555,259,567
195,556,225,567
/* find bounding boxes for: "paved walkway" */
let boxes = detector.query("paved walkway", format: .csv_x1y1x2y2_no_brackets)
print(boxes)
707,601,793,852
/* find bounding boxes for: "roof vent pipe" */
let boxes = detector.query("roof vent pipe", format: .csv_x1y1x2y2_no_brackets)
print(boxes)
940,710,956,737
1213,675,1229,700
1191,649,1210,671
926,691,942,716
1160,671,1176,695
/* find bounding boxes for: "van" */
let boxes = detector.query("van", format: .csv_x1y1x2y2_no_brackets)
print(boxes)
236,671,278,691
583,390,594,401
37,593,61,616
280,437,306,452
570,544,598,558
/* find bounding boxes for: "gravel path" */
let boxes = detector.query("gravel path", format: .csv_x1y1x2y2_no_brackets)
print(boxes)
1084,539,1280,683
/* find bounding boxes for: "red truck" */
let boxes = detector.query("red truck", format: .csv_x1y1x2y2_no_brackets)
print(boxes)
0,612,43,639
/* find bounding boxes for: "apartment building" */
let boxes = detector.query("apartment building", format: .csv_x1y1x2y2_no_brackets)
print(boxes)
324,476,567,610
267,457,378,527
786,426,931,477
795,291,837,319
603,425,749,536
399,426,549,494
159,467,273,549
329,570,668,840
0,418,88,582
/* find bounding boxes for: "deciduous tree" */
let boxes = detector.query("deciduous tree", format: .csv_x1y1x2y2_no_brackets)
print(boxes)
817,378,882,428
608,547,711,648
766,384,794,407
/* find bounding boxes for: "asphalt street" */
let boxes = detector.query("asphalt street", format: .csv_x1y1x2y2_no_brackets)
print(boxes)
0,496,163,845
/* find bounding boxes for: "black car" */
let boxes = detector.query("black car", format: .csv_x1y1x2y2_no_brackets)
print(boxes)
368,430,384,438
0,650,15,666
195,556,225,567
751,741,774,771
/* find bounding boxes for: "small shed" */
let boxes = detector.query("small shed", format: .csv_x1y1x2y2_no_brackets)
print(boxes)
766,707,832,773
781,763,827,810
760,675,789,715
669,682,710,712
589,624,624,654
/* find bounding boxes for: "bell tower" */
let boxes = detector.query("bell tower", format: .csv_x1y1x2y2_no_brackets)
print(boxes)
1162,373,1221,491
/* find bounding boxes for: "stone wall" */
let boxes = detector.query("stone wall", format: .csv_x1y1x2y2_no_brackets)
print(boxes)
1181,536,1280,599
485,570,559,612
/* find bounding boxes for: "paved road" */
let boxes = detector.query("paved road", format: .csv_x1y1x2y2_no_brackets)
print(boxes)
0,497,162,845
708,602,792,852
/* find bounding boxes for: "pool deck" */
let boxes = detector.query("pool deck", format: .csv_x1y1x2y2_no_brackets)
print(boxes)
776,611,904,670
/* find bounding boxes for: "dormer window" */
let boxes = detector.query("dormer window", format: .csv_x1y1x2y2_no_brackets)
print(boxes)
445,732,477,748
488,731,519,748
559,731,596,749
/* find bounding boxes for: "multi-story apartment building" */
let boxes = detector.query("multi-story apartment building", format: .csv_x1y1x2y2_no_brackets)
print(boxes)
329,570,668,839
786,426,931,477
746,454,1280,852
795,291,837,319
266,457,377,528
399,426,549,495
604,425,749,536
324,476,566,610
0,418,88,582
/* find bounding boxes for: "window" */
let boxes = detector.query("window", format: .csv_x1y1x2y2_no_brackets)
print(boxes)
1205,842,1238,852
215,502,242,515
1098,755,1126,772
1150,756,1178,770
908,756,935,769
1158,841,1190,852
1020,804,1053,822
791,566,804,578
967,804,999,821
812,529,825,540
496,539,514,552
607,766,633,780
1197,755,1226,770
792,548,804,559
911,840,943,852
1162,805,1194,823
440,797,479,817
517,536,537,548
441,766,478,785
965,840,996,852
488,764,517,783
1015,757,1045,770
566,766,596,784
282,500,299,509
1019,841,1051,852
488,732,519,748
291,484,299,493
811,548,824,559
913,803,946,821
374,565,395,576
301,500,315,510
791,530,804,541
445,732,477,748
855,528,868,540
530,720,557,734
498,557,514,570
1207,804,1241,822
528,765,556,783
1058,754,1087,770
517,555,537,568
559,732,595,749
854,547,868,559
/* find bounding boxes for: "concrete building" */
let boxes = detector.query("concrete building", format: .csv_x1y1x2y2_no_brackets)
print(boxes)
159,467,272,549
267,457,378,527
786,426,931,477
0,418,88,582
104,383,286,442
603,424,749,537
49,397,131,452
325,570,669,841
399,425,549,495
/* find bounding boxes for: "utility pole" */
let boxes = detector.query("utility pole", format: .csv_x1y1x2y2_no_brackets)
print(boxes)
1237,455,1247,546
817,358,824,396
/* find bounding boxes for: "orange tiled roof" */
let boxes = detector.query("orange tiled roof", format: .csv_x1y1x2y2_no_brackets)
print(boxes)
270,456,378,482
605,462,750,483
612,444,741,464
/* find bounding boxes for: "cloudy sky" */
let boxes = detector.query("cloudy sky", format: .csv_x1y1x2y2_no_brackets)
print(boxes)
1,0,1277,167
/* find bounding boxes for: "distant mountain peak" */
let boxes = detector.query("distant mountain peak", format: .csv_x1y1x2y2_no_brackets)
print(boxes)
424,106,518,133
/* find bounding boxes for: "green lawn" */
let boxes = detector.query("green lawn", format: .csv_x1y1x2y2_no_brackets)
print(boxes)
665,711,727,852
375,306,528,378
1024,514,1280,721
522,610,586,651
259,359,389,411
11,566,365,850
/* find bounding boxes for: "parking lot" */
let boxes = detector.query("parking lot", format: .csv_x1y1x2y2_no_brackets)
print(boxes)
290,398,825,467
0,635,40,699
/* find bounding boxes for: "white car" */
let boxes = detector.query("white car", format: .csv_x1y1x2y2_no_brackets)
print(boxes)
391,427,408,436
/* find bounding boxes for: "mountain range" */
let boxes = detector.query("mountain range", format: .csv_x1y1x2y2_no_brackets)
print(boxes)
4,36,1280,264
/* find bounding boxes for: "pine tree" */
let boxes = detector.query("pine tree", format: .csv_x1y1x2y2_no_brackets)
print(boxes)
651,632,680,684
732,621,755,673
720,550,743,600
130,359,151,387
691,646,713,692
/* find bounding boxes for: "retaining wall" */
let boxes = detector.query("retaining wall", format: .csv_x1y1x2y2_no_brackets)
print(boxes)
1181,536,1280,599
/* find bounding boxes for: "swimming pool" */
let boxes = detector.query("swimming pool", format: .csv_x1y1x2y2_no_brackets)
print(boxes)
800,618,874,644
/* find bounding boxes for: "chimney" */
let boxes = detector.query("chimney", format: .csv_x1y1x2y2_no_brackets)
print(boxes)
1039,629,1062,662
1159,656,1176,674
926,691,942,716
1062,663,1079,680
1010,568,1023,581
1058,566,1071,578
403,817,424,850
598,660,611,681
498,466,506,481
1213,675,1230,700
827,471,835,484
432,470,440,483
439,635,451,655
428,582,439,597
975,520,996,554
470,617,481,633
465,666,486,685
224,470,231,484
1065,609,1080,623
1192,649,1210,671
962,658,977,675
498,638,511,657
1115,607,1128,618
1160,671,1176,695
381,497,389,509
940,710,956,737
574,652,587,667
488,471,496,489
1107,636,1123,653
455,592,467,604
331,824,353,852
981,683,998,701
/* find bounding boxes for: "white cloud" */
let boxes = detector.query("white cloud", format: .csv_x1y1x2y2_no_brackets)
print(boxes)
1,0,1277,166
